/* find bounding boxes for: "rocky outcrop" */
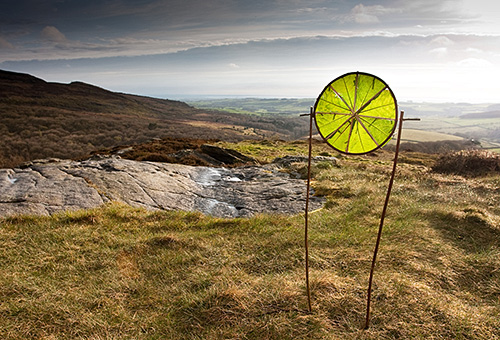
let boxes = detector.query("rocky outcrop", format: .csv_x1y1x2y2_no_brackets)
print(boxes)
272,155,338,167
165,144,258,167
0,156,327,218
105,140,260,167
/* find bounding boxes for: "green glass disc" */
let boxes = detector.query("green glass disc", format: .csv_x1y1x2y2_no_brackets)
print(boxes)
314,72,398,154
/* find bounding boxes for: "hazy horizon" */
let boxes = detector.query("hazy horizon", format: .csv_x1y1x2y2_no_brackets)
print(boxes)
4,67,500,108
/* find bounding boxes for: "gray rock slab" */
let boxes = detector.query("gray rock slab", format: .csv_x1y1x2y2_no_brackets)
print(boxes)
0,156,324,218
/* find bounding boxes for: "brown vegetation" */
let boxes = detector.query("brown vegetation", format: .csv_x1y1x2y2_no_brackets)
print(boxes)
432,149,500,176
0,70,308,168
388,139,480,154
85,137,258,167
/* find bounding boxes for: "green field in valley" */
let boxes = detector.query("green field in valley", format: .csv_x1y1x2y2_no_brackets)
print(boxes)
189,99,500,149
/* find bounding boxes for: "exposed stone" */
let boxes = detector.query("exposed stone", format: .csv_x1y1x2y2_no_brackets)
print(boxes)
199,144,258,165
272,155,338,168
0,156,324,218
105,142,259,167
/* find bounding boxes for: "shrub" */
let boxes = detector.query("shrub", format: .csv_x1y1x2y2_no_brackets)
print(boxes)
432,149,500,177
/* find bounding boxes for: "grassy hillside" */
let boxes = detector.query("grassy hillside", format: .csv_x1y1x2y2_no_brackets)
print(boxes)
187,98,497,118
1,144,499,339
187,98,314,116
399,128,464,143
412,116,500,144
461,110,500,119
0,70,308,168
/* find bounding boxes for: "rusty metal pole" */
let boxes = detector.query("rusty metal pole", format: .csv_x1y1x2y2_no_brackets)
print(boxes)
364,110,405,329
304,106,314,312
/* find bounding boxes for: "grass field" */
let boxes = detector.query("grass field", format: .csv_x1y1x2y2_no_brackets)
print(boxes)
187,98,314,117
1,144,499,339
411,117,500,136
399,128,464,142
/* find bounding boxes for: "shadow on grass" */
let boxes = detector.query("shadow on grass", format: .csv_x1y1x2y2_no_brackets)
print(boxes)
425,208,500,301
426,208,500,254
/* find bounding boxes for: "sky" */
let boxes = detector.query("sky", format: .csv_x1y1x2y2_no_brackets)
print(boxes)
1,0,500,103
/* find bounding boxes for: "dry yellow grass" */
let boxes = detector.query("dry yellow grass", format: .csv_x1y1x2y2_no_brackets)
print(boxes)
1,145,499,339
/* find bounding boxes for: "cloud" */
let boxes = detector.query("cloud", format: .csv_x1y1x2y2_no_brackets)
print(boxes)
429,47,448,58
465,47,483,54
41,26,67,43
0,36,14,49
0,0,496,65
430,36,455,46
3,33,500,102
457,58,493,68
349,4,401,25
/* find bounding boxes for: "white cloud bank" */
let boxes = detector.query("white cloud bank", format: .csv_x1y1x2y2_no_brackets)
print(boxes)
3,33,500,103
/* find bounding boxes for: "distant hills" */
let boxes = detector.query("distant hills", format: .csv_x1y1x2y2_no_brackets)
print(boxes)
189,97,500,151
460,110,500,119
3,69,499,169
0,70,307,168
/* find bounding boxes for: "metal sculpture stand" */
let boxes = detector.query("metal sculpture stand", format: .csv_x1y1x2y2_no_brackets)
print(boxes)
304,107,313,312
304,108,420,326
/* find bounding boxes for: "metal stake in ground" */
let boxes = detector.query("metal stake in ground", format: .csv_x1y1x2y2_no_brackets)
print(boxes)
364,111,403,329
303,107,314,312
364,113,421,329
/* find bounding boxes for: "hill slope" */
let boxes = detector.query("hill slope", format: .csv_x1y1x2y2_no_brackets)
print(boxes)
0,70,308,168
460,110,500,119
